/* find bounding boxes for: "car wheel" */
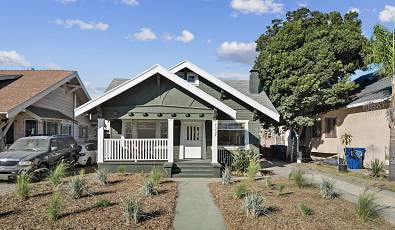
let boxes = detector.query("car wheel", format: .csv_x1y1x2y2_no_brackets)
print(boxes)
86,158,92,165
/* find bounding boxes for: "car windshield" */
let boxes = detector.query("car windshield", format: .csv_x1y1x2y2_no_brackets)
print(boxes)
9,138,49,151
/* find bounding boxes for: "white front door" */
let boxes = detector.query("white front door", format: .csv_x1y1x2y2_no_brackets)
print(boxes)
181,122,203,159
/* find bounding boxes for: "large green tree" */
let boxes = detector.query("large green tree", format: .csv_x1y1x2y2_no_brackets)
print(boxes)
370,25,394,180
254,8,370,160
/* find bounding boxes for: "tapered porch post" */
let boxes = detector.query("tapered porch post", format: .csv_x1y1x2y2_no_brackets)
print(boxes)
168,119,174,162
212,120,218,163
97,118,105,164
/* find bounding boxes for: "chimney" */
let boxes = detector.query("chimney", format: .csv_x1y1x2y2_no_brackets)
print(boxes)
249,69,262,94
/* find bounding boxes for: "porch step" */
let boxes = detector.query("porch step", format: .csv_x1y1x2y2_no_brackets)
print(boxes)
171,161,217,178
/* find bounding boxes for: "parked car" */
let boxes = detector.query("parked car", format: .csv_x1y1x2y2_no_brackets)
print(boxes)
0,135,79,180
78,143,97,166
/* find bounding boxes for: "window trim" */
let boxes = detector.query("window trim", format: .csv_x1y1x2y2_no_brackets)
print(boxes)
60,123,73,136
218,120,249,150
79,125,89,138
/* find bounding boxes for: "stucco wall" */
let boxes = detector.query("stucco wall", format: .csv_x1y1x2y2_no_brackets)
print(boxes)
311,106,389,166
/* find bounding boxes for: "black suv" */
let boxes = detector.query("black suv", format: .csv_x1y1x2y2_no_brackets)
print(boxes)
0,135,79,180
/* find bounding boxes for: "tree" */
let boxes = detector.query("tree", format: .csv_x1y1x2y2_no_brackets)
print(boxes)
254,8,370,161
370,25,395,180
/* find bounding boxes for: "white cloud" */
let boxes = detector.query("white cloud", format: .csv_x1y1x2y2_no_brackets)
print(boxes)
0,50,31,67
347,7,360,13
163,30,195,43
120,0,139,6
230,0,283,15
55,19,109,31
215,72,249,80
217,41,257,65
175,30,194,43
56,0,77,4
132,28,157,41
379,5,395,23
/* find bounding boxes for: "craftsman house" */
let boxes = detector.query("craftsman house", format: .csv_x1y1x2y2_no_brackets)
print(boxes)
75,61,279,177
0,70,95,151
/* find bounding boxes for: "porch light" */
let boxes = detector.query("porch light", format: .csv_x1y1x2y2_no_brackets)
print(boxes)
128,112,134,117
171,113,177,117
143,113,149,117
199,113,204,117
185,113,191,117
157,113,163,117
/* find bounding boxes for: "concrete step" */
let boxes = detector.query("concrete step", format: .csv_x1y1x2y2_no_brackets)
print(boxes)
172,173,214,178
178,168,213,173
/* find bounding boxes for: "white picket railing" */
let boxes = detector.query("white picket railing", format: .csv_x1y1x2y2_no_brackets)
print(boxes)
103,139,168,161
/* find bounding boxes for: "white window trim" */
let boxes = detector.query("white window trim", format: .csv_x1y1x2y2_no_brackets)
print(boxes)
218,120,249,150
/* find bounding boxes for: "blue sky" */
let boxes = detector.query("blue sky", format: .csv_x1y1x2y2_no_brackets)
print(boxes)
0,0,394,98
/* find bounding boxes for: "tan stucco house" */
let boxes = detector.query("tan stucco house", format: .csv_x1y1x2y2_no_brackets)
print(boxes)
311,73,391,167
0,70,96,151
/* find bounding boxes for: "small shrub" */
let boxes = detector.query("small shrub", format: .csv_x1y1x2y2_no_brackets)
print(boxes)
289,169,306,189
139,179,158,197
123,196,143,224
297,203,313,216
68,176,87,199
96,199,112,208
247,158,260,181
96,168,109,185
356,190,378,222
265,177,272,188
15,172,31,200
118,165,126,176
48,161,68,190
243,192,270,218
276,184,285,196
232,150,258,173
149,167,162,185
319,178,337,199
221,168,233,185
233,183,249,199
367,159,385,178
48,191,63,220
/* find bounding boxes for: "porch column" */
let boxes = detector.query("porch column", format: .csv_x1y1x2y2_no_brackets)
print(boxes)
212,120,218,163
167,119,174,162
97,118,105,164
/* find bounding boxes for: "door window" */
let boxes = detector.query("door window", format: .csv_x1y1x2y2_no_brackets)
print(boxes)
186,125,199,141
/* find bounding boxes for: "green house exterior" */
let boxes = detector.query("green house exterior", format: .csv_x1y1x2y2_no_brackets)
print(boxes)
75,61,279,177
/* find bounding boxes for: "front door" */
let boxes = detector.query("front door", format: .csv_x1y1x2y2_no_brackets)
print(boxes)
181,122,203,159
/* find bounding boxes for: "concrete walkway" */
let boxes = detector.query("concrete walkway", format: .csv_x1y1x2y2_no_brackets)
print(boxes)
265,162,395,225
173,178,226,230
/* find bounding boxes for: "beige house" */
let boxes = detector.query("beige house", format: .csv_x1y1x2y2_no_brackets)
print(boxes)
311,74,391,166
0,70,96,151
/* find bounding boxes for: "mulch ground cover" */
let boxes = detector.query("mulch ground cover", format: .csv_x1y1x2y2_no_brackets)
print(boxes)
0,173,177,229
209,178,395,230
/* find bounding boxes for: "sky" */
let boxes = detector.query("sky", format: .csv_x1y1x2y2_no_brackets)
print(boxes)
0,0,394,98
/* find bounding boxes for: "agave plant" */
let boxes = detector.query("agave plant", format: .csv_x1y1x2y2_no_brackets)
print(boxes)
122,196,143,224
242,192,270,218
68,176,87,199
96,168,109,185
221,168,233,185
139,179,158,197
367,159,385,178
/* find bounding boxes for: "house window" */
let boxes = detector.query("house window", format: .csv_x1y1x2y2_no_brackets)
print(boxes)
25,120,38,136
324,118,337,138
123,121,133,138
79,125,89,138
160,121,168,138
137,121,156,138
44,121,59,135
312,120,321,138
61,124,72,136
218,121,247,147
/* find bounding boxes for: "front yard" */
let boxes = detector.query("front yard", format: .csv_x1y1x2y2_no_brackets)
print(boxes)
0,172,177,229
209,177,394,230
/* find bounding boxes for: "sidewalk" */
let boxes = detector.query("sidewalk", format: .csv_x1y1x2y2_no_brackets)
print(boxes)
265,162,395,225
173,178,226,230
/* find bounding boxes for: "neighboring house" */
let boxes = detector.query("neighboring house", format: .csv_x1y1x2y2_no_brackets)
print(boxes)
310,73,391,167
75,61,279,177
0,70,96,151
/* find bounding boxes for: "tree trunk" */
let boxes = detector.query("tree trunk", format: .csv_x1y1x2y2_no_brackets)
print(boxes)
389,75,395,181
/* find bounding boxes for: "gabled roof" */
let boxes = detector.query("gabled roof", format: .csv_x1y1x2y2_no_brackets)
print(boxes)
347,74,391,108
0,70,90,118
75,65,237,118
27,106,75,121
169,60,280,121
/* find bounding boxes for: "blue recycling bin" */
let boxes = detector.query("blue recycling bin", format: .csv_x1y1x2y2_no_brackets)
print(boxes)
344,147,366,169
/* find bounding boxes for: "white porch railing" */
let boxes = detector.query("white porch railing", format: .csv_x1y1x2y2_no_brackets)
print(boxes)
104,139,168,161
